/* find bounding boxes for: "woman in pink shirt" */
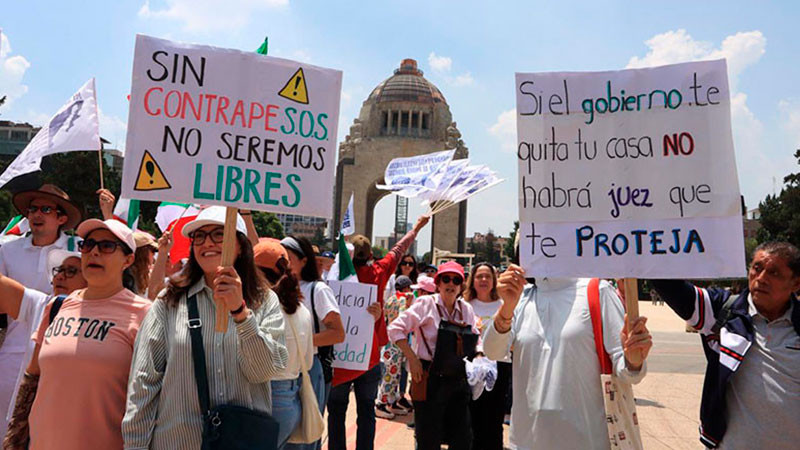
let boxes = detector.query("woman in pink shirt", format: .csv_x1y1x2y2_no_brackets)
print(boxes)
3,219,151,450
387,261,480,450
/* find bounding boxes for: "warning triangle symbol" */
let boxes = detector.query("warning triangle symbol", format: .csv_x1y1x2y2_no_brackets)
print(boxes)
278,68,309,104
134,150,172,191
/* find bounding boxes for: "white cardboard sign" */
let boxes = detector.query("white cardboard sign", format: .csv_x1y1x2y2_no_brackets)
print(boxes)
122,35,342,218
328,280,377,371
516,60,746,278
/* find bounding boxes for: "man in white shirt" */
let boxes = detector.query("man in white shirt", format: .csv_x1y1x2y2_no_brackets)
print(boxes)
484,266,653,450
0,184,82,437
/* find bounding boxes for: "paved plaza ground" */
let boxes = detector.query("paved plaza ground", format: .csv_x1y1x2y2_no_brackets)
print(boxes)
322,302,707,449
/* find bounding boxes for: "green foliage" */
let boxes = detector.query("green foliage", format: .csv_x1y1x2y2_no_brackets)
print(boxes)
311,227,327,249
505,221,519,260
252,211,284,239
468,229,502,266
372,246,387,258
757,149,800,248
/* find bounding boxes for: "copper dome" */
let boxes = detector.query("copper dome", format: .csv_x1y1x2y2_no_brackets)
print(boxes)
367,59,446,105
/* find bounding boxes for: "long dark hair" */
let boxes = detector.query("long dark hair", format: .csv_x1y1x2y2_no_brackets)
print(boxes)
286,235,320,282
164,231,268,308
395,253,418,282
464,262,499,302
130,246,154,295
260,258,302,315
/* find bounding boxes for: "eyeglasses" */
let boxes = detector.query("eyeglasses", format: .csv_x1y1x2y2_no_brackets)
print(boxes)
52,265,81,278
78,238,126,254
27,205,58,215
190,229,225,246
439,275,463,285
400,261,415,267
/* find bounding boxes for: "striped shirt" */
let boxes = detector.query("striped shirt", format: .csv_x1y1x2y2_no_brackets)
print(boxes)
122,279,288,450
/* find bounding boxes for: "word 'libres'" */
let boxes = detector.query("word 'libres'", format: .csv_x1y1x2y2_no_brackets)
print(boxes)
192,163,300,207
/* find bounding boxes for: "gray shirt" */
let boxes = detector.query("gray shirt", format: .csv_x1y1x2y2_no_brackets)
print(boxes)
720,295,800,449
122,280,288,450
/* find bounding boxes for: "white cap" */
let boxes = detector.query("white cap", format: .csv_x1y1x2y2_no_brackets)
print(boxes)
77,219,137,253
181,206,247,238
47,248,82,281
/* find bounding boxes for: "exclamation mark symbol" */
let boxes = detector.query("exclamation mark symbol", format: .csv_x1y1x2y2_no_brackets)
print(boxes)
146,161,155,184
293,75,301,97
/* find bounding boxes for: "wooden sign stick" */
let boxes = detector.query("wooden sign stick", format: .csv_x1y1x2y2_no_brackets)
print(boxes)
624,278,639,326
215,207,239,332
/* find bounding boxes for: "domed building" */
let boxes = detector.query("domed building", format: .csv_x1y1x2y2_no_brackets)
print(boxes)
334,58,469,253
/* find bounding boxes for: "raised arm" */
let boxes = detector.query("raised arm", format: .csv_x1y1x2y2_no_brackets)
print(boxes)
0,273,27,319
147,230,173,300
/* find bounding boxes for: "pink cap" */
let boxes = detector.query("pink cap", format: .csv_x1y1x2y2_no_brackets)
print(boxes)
76,219,136,253
411,275,436,293
434,261,464,283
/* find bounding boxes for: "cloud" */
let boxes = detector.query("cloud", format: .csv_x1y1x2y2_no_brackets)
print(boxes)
779,99,800,148
0,31,31,112
426,52,474,87
626,29,765,90
138,0,288,33
98,108,128,152
627,29,773,205
488,109,516,153
428,52,452,73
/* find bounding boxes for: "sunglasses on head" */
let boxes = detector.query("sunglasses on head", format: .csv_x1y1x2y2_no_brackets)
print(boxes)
78,238,126,254
190,228,225,245
52,265,81,278
439,275,463,285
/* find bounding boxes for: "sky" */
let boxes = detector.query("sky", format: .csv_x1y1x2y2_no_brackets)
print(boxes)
2,1,799,251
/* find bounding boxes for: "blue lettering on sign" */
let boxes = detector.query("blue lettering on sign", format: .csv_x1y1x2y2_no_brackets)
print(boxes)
575,225,705,257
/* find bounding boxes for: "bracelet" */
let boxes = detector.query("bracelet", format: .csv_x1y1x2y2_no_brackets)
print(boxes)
230,301,246,316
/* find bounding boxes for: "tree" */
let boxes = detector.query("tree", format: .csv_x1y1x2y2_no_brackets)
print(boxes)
372,246,387,258
757,149,800,248
251,211,285,239
504,221,519,261
311,226,327,249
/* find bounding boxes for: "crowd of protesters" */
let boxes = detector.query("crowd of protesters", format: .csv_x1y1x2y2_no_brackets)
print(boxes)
0,182,797,450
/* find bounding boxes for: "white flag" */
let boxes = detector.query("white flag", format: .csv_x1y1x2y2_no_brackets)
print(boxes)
0,78,101,188
340,193,355,236
375,150,455,192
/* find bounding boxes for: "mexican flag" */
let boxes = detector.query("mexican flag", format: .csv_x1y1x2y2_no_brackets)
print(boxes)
337,234,358,282
113,198,140,230
2,215,28,236
155,202,199,265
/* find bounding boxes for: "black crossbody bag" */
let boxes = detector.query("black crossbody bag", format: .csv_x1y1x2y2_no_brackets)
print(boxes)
187,294,279,450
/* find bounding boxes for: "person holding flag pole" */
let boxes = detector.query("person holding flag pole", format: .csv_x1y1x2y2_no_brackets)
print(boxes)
326,213,430,450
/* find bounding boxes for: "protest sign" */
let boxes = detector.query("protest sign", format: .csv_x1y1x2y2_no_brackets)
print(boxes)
516,59,745,278
328,280,376,371
121,35,342,218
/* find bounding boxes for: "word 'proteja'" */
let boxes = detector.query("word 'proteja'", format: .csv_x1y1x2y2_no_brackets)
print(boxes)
576,225,705,257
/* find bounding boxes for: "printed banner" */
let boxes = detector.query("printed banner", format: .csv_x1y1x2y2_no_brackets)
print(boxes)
376,149,455,192
328,280,377,371
122,35,342,218
516,59,745,278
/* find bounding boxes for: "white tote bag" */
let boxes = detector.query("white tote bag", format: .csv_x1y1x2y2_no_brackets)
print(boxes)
286,314,325,444
587,279,643,450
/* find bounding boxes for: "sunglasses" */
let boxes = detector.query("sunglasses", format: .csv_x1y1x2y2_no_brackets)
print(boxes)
190,228,225,246
52,265,81,278
439,275,463,285
27,205,59,215
78,238,126,254
400,261,415,267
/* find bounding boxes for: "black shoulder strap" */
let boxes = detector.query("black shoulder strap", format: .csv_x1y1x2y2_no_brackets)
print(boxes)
310,281,320,334
187,294,211,415
49,295,68,324
711,293,739,335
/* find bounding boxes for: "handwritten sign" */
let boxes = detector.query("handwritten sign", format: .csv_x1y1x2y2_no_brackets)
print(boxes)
328,280,376,371
122,35,342,218
516,60,746,278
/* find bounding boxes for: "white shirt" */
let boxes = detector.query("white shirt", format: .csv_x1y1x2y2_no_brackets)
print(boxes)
1,288,50,432
383,273,397,301
483,278,646,450
274,304,315,381
299,280,340,354
0,233,70,293
469,298,510,363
